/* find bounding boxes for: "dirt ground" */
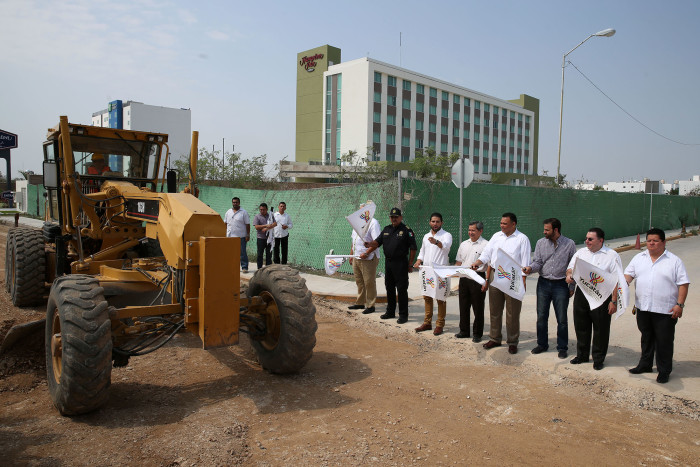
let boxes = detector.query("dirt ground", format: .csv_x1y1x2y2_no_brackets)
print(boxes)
1,224,699,466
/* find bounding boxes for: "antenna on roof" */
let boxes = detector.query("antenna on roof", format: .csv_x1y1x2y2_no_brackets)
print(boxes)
399,32,402,67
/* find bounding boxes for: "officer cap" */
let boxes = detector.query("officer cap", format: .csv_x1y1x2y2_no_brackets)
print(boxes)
390,207,402,217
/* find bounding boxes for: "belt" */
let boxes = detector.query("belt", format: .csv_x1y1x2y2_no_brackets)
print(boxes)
540,277,567,282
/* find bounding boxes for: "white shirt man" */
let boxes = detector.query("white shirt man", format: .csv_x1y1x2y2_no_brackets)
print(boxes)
413,213,453,335
623,228,689,383
224,197,250,272
471,213,531,354
349,217,382,314
565,227,622,370
454,221,489,341
272,202,293,264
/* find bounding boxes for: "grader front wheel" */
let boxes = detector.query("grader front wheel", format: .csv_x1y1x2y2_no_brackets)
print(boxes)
247,265,317,374
45,275,112,416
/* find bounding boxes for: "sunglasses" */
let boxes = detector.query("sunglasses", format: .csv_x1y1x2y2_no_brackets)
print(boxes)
585,237,597,242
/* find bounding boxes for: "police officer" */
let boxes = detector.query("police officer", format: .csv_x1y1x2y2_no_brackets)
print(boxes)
365,207,417,324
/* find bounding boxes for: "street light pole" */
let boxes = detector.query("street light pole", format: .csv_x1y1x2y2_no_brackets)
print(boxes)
556,28,616,186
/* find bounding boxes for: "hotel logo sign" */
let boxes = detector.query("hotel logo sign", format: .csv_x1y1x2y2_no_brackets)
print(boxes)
299,53,324,72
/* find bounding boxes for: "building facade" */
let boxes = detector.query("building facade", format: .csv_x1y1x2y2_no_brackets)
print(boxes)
91,100,192,163
295,46,539,182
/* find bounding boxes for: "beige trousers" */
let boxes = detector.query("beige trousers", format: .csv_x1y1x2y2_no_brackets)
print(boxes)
353,256,379,308
423,296,447,327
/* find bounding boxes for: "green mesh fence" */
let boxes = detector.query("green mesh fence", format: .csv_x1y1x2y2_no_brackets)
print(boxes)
25,181,700,273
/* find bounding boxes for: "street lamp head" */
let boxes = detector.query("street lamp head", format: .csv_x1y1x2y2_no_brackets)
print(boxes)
594,28,616,37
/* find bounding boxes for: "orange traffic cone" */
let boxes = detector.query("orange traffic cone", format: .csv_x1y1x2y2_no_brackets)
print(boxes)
634,234,641,249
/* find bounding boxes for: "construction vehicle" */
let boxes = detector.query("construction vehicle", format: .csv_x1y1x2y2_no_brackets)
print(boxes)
4,116,317,416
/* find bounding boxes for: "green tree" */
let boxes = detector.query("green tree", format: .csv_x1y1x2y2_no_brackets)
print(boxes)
410,147,459,180
173,148,268,187
336,148,393,183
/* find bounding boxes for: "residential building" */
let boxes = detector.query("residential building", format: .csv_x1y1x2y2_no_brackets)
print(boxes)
91,100,192,163
295,45,539,182
679,175,700,195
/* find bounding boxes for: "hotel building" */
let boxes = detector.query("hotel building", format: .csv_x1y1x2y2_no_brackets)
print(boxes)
296,45,539,182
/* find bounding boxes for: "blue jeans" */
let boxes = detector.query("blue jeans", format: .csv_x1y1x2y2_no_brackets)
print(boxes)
239,236,249,270
536,277,570,351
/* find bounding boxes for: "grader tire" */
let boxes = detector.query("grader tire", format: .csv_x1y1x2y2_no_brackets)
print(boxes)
9,228,46,307
248,265,317,374
45,275,112,416
5,228,17,293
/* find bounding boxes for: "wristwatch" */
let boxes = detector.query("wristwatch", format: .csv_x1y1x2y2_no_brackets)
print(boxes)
676,303,685,309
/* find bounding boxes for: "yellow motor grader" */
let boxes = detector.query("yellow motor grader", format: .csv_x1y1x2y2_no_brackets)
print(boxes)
4,116,317,415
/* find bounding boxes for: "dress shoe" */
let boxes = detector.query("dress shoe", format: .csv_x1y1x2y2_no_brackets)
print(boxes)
415,323,432,333
455,331,470,339
656,374,670,384
531,345,547,354
362,306,375,314
433,326,443,336
558,350,568,359
569,356,588,364
628,366,653,375
593,362,604,371
380,313,395,320
483,340,501,349
348,304,364,310
396,316,408,324
508,345,518,354
472,336,482,343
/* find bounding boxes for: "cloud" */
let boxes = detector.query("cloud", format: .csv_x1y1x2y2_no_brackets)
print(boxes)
177,8,197,25
207,30,230,41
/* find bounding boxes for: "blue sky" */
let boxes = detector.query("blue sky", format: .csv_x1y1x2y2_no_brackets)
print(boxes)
2,0,699,185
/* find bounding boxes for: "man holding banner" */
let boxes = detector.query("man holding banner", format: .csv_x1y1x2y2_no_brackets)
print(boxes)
413,213,453,335
349,202,382,314
566,227,622,370
471,213,531,354
454,221,489,342
365,208,417,324
624,228,689,384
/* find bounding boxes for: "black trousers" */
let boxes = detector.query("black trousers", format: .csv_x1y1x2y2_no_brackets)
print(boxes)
636,309,677,376
256,238,271,269
458,274,486,337
573,288,612,364
385,258,409,318
274,236,288,264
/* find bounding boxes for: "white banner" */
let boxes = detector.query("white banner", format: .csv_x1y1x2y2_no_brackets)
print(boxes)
419,266,450,301
432,265,486,286
572,258,618,310
491,249,525,301
614,269,630,320
346,202,377,238
324,255,355,276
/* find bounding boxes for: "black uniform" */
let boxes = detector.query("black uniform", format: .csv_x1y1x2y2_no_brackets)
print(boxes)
375,222,417,318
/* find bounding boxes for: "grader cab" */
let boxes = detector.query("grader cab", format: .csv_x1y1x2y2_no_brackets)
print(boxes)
4,116,317,415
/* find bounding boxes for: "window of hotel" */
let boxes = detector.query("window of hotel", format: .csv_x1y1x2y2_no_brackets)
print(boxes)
401,153,410,163
416,138,424,148
475,117,480,125
429,104,437,115
403,80,411,91
429,122,436,132
374,92,381,103
484,149,489,158
416,101,424,112
525,155,529,164
441,142,448,152
464,114,470,123
402,136,410,146
373,132,380,143
474,133,480,141
453,110,460,120
484,103,490,112
388,95,397,106
387,114,396,125
387,134,396,145
453,128,459,137
373,112,381,123
475,101,481,110
453,143,459,152
493,119,498,129
509,138,514,147
388,76,397,87
525,129,530,137
518,113,523,121
509,167,514,173
442,91,449,100
501,137,506,145
429,141,436,148
517,141,522,148
518,127,522,135
386,153,395,161
441,125,448,135
526,115,530,124
441,107,448,118
501,123,506,131
510,125,515,133
374,71,382,83
509,153,514,161
482,163,488,174
525,142,529,150
417,84,425,94
501,151,506,159
430,87,437,98
474,162,480,173
464,97,470,106
464,130,470,138
484,133,489,143
402,117,411,128
484,119,489,128
453,95,460,104
494,106,499,115
510,111,515,118
416,120,424,130
403,98,411,110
